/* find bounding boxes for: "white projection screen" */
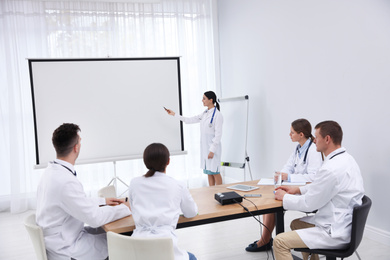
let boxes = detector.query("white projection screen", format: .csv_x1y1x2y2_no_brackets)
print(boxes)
29,57,184,167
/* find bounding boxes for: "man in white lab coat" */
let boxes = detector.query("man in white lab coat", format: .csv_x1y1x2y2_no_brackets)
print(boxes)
273,120,364,260
36,123,131,260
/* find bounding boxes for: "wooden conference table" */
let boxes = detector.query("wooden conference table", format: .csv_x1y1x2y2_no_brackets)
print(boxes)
103,180,285,234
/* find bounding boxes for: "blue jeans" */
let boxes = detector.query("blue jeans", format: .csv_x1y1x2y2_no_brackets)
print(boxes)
188,252,197,260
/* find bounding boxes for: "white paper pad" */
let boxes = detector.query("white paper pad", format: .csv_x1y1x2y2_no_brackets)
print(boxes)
257,178,274,185
257,178,306,186
282,181,306,186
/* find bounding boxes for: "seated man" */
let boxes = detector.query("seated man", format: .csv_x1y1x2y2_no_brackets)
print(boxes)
36,123,131,260
273,120,364,260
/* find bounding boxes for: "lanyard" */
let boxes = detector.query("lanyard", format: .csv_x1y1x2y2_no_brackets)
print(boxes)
53,161,77,176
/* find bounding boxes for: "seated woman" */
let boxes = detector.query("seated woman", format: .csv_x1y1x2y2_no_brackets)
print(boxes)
128,143,198,260
246,118,323,252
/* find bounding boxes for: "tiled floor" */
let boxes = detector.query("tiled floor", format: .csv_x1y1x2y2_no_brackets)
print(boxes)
177,210,390,260
1,210,389,260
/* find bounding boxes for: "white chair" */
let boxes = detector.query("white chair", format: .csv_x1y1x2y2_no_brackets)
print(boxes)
24,213,48,260
98,185,117,198
107,231,175,260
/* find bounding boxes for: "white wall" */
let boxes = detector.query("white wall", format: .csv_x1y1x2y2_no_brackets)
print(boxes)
216,0,390,242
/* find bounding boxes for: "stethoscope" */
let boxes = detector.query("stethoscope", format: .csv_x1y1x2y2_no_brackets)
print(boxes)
208,107,217,128
294,140,313,167
329,150,345,160
52,161,77,176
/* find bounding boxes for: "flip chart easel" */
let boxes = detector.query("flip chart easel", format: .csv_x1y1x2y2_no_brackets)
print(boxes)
219,95,253,181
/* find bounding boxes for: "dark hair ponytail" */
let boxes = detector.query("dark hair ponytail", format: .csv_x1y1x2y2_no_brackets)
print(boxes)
204,91,220,111
143,143,170,177
215,101,220,111
291,119,313,141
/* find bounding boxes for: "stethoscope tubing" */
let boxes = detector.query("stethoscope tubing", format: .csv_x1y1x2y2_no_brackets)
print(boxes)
294,140,313,167
208,107,217,128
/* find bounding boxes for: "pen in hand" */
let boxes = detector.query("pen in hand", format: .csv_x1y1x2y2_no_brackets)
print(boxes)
164,107,175,116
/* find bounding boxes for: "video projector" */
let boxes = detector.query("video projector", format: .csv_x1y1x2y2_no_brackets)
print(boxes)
215,191,243,205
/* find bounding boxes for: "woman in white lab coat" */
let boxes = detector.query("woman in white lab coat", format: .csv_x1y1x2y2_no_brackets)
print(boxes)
166,91,223,186
246,119,323,252
128,143,198,260
279,118,323,183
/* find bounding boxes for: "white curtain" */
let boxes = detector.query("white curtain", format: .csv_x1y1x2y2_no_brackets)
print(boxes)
0,0,218,213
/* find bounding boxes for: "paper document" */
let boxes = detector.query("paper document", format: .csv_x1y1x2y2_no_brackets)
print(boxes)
257,178,274,185
257,178,306,186
282,181,306,186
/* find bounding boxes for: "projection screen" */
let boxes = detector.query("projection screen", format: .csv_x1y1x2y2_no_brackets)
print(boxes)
28,57,184,167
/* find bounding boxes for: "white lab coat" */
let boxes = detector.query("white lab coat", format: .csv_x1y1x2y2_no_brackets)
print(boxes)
36,159,131,260
129,172,198,260
175,107,223,172
280,140,323,182
283,148,364,249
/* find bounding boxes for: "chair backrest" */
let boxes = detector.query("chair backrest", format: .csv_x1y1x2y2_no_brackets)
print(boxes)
98,185,117,198
24,213,48,260
294,195,372,259
347,195,372,254
107,231,175,260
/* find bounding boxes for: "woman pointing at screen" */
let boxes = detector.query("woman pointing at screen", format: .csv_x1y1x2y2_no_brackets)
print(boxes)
166,91,223,186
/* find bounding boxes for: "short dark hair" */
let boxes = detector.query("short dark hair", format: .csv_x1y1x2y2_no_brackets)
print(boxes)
52,123,81,157
143,143,170,177
315,120,343,145
291,118,313,140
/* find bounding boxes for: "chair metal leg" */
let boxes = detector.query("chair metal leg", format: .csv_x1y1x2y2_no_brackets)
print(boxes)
292,255,302,260
355,251,362,260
